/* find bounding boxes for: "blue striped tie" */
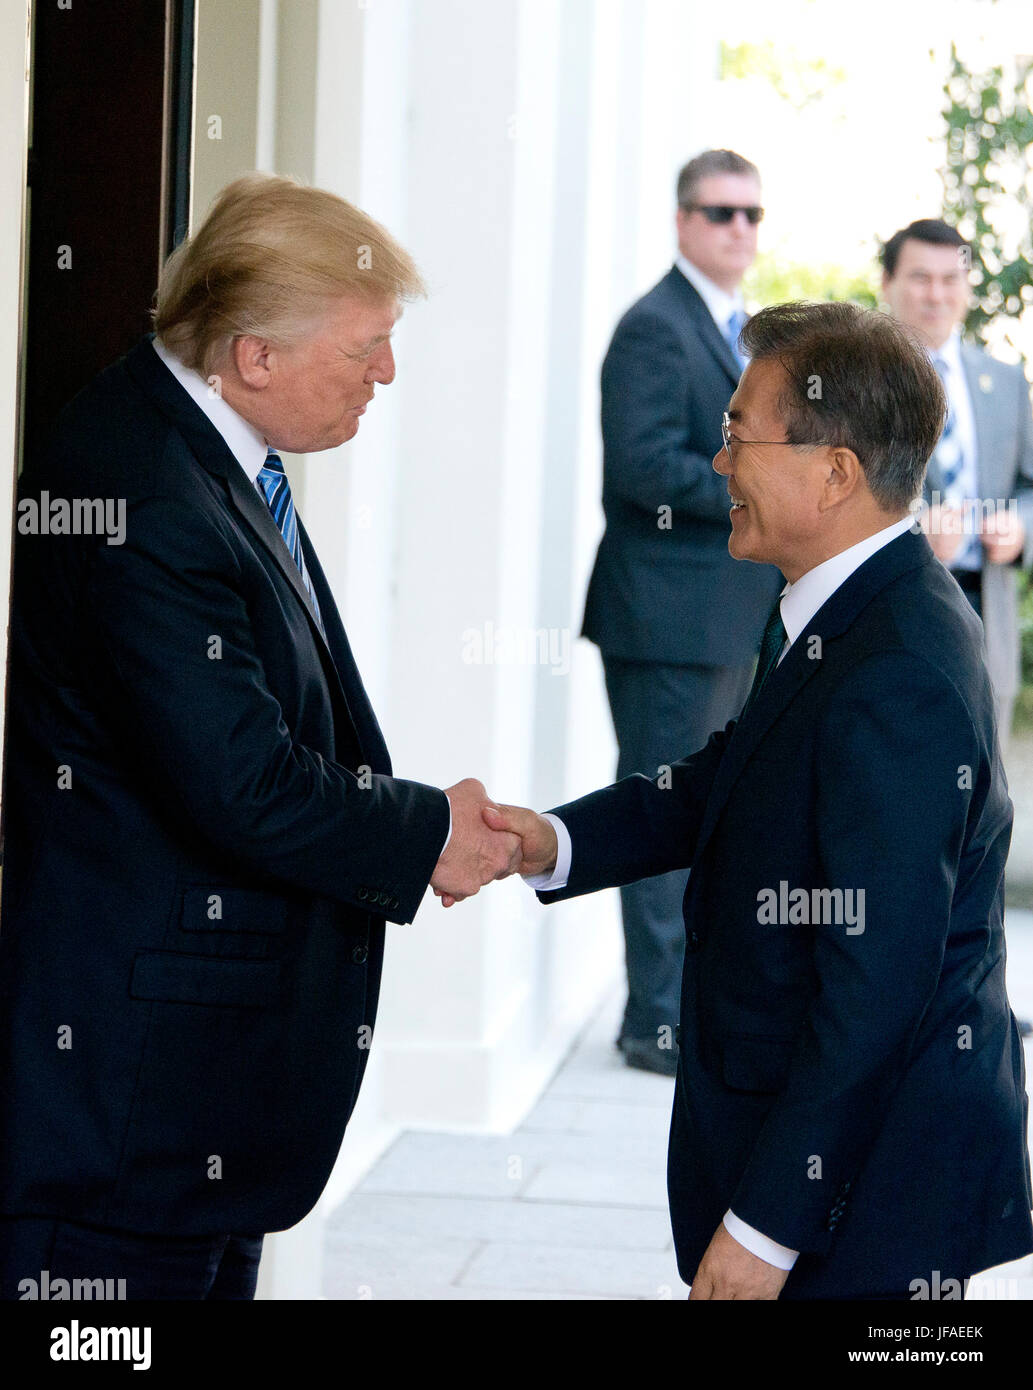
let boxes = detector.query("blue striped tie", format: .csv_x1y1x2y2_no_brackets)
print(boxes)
255,448,325,635
931,355,963,490
930,355,979,569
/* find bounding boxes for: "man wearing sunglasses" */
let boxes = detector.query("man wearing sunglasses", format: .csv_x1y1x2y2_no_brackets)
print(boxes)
582,149,782,1078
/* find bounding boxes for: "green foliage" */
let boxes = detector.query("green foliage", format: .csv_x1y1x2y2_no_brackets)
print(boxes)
719,40,846,110
940,43,1033,352
941,44,1033,709
743,254,879,310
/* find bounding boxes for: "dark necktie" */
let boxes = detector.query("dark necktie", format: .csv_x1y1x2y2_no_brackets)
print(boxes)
742,595,787,715
255,447,325,636
930,354,979,571
930,355,963,490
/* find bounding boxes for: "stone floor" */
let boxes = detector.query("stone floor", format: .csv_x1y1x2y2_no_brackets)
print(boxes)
323,909,1033,1301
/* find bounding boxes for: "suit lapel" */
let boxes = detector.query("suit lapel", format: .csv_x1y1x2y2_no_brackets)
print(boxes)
296,514,391,774
693,529,934,862
222,462,328,638
125,335,380,766
664,267,742,387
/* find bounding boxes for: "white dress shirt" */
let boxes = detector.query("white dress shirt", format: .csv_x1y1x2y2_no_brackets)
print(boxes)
152,336,269,484
674,254,746,347
527,513,916,1270
928,328,980,571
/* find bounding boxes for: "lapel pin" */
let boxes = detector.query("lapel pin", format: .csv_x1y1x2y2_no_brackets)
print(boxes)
979,374,994,393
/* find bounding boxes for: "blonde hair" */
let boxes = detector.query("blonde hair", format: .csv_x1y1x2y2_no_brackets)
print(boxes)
153,173,426,377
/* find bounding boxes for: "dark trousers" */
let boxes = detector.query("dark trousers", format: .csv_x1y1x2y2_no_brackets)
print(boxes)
601,655,754,1043
0,1215,264,1300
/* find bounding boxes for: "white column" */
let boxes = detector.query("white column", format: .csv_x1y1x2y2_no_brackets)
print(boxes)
192,0,263,220
256,0,424,1298
0,3,29,787
210,0,721,1297
381,0,551,1127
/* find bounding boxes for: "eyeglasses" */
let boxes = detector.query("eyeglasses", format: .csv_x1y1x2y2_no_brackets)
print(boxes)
682,204,765,225
721,412,790,464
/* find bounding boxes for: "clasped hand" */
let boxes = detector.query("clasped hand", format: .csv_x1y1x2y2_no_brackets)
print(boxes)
430,780,558,907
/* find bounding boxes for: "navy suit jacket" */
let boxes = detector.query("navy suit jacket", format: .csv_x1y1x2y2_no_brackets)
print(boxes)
0,335,449,1236
547,528,1033,1295
582,266,782,666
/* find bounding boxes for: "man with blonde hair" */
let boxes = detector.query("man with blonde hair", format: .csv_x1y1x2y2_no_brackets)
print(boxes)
0,174,517,1300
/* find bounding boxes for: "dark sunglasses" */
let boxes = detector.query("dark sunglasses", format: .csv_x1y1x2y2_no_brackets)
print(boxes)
682,204,764,226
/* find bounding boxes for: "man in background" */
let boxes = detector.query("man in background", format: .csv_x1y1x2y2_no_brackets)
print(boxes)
581,149,782,1075
881,217,1033,751
882,217,1033,1040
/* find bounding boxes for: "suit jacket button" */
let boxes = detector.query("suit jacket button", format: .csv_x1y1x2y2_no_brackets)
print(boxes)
688,930,701,951
357,887,368,901
352,945,368,964
379,892,391,907
389,898,399,911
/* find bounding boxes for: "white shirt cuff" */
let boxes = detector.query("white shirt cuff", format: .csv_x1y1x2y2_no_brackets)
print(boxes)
521,813,571,891
440,803,452,853
722,1209,799,1270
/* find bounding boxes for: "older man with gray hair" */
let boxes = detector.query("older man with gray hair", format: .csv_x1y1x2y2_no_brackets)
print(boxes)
0,174,518,1300
486,301,1033,1299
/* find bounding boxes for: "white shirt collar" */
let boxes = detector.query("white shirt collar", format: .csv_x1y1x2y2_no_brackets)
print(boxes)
151,336,269,484
674,253,744,331
929,325,963,375
778,514,915,653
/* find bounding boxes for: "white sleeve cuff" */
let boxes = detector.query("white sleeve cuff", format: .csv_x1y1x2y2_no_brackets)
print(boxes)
521,813,571,891
722,1209,799,1271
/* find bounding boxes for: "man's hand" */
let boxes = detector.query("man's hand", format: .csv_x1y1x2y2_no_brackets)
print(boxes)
430,779,521,905
981,508,1026,565
920,503,967,564
481,804,558,879
688,1222,790,1301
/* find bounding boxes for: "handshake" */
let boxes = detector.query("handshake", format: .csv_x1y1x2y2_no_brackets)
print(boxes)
429,779,559,907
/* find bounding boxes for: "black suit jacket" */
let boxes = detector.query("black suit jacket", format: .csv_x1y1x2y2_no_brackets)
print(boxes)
547,529,1033,1295
0,335,449,1236
582,266,782,665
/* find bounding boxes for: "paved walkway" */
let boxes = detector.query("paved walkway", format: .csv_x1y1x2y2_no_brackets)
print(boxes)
323,910,1033,1300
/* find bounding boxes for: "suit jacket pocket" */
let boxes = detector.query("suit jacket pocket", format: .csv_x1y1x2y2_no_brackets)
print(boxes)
180,886,290,934
718,1034,796,1095
130,950,281,1008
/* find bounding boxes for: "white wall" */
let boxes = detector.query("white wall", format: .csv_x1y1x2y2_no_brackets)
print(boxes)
0,3,30,788
188,0,715,1299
